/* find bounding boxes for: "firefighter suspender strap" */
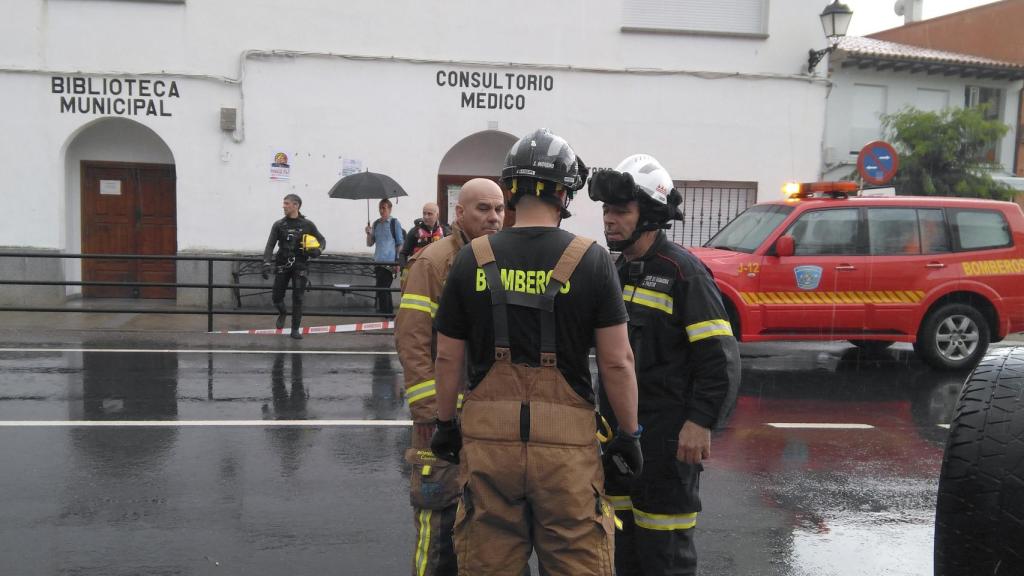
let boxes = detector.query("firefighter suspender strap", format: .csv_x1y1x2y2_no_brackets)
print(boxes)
540,235,593,364
470,237,511,355
470,235,595,365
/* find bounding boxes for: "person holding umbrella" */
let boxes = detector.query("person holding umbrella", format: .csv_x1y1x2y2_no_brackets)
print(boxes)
262,193,326,339
365,197,404,314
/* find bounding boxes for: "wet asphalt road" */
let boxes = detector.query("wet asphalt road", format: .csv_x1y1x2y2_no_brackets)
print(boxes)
0,334,979,575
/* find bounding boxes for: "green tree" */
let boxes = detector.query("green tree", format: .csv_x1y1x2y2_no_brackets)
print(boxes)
878,106,1013,200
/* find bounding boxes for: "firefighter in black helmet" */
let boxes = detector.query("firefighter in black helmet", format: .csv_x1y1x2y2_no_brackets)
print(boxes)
590,154,740,576
430,129,643,575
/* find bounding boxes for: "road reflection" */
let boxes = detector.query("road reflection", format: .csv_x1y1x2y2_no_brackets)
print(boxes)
710,343,970,576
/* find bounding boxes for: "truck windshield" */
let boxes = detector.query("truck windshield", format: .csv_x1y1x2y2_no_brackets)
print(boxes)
705,204,793,253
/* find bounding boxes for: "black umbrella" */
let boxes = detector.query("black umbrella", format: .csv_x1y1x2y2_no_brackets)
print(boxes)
328,171,409,224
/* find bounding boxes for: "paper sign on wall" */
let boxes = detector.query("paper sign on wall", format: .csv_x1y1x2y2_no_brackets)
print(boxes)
340,158,363,177
100,180,122,195
270,152,291,181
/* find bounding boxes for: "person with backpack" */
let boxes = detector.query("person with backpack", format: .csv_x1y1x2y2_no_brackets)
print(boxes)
365,197,404,314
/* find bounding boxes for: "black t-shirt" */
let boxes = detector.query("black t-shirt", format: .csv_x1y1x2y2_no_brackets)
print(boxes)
434,227,627,403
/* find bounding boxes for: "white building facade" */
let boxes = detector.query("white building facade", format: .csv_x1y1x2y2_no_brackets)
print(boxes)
1,0,834,304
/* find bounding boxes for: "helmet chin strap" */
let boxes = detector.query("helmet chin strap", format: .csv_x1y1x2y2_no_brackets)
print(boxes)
607,219,663,252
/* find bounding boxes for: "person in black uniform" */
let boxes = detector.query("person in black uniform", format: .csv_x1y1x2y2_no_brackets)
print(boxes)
430,129,642,575
589,154,740,576
262,194,326,340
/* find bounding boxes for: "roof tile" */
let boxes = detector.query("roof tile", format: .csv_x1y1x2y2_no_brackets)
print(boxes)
837,36,1024,70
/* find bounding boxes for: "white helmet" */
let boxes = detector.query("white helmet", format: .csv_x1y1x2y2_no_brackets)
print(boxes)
614,154,674,206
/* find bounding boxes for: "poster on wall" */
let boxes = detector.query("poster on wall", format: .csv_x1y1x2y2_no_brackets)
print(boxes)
340,158,363,178
446,184,461,226
270,152,291,181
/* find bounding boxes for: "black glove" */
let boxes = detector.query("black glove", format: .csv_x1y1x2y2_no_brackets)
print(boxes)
308,248,322,259
603,426,643,481
430,418,462,464
261,263,271,280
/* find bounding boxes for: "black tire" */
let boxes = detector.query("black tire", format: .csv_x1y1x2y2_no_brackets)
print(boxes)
916,303,990,371
722,299,740,341
848,340,894,353
934,347,1024,576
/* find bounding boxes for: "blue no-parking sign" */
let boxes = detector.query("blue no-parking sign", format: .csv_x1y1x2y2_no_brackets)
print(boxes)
857,140,900,186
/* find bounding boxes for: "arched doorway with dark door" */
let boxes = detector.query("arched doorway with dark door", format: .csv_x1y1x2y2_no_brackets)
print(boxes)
437,130,517,230
63,118,177,299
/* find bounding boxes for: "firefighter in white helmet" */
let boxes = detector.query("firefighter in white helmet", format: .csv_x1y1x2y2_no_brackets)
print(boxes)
590,154,740,576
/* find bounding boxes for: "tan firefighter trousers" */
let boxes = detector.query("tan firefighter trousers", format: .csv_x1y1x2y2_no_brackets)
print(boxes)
453,235,615,576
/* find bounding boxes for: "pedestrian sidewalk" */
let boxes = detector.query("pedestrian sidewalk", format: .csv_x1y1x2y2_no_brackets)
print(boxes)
0,301,395,351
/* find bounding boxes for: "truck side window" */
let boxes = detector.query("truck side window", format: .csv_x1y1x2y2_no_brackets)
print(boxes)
918,209,950,254
951,209,1011,251
788,208,860,256
868,208,920,255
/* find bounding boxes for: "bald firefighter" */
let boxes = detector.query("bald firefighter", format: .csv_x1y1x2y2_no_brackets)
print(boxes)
590,154,740,575
395,179,506,576
430,129,643,576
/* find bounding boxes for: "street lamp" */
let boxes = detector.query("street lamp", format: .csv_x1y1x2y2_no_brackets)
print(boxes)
808,0,853,74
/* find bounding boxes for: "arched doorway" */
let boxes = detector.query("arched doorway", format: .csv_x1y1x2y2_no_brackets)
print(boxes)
63,118,176,298
437,130,517,228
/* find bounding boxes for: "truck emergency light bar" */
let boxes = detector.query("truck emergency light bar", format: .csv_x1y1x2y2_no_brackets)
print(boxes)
782,181,861,200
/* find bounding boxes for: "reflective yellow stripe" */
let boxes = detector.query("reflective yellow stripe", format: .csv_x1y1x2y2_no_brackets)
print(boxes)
633,508,698,531
685,319,733,342
415,509,431,576
748,290,928,304
405,380,436,405
400,293,438,318
421,464,432,476
623,284,673,314
622,285,636,301
456,393,464,410
607,494,633,512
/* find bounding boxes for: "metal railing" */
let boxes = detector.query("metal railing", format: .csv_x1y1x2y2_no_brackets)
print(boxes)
0,251,400,332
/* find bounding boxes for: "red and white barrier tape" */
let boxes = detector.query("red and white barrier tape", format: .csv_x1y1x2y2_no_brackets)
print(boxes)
213,320,395,335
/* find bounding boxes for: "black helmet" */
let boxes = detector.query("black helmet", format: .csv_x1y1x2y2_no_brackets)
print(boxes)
501,129,587,194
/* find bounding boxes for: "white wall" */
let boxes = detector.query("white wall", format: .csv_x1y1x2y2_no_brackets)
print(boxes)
1,0,830,254
2,0,827,77
823,67,1023,180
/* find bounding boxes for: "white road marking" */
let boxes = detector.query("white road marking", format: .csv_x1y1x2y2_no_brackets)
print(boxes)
0,348,396,355
937,424,950,429
0,419,412,427
767,423,875,429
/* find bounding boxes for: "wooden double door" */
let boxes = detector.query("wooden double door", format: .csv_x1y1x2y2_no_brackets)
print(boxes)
81,161,177,299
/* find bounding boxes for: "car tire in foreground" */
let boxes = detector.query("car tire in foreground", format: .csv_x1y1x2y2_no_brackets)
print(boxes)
916,303,990,371
934,346,1024,576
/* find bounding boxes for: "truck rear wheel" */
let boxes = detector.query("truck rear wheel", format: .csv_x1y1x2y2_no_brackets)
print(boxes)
916,303,989,370
934,347,1024,575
